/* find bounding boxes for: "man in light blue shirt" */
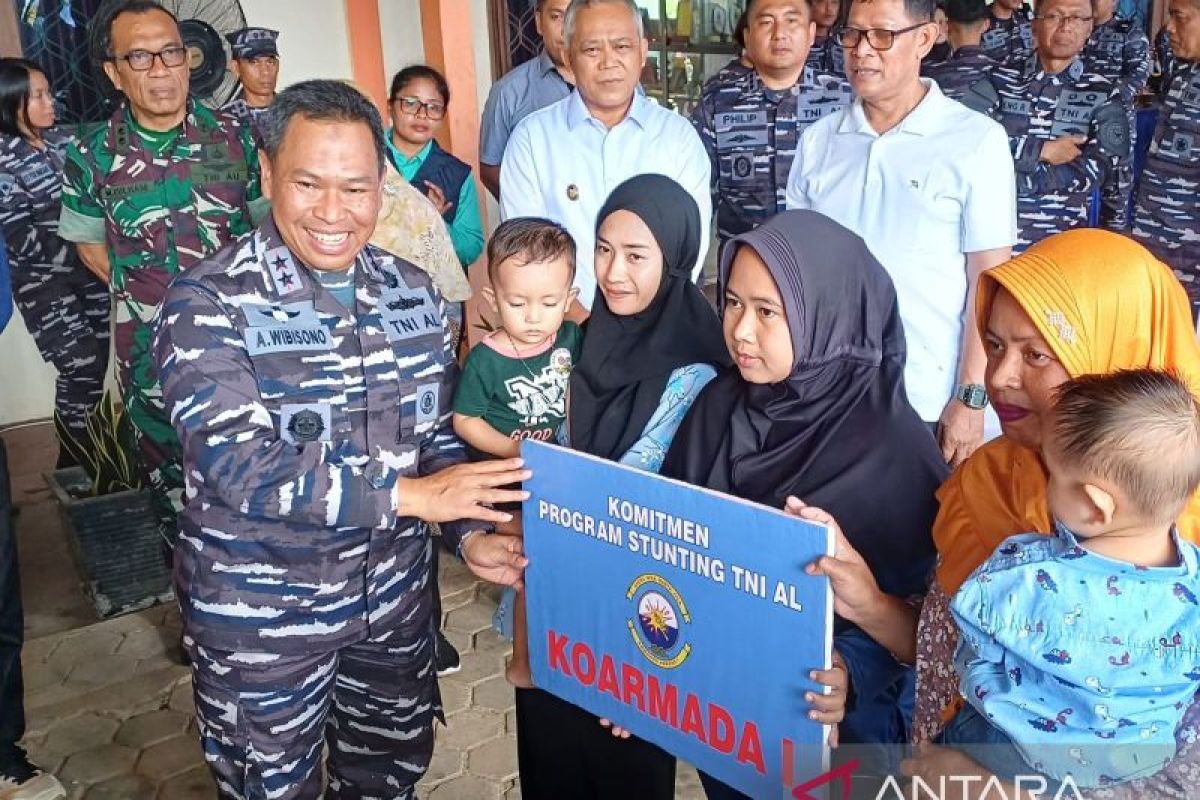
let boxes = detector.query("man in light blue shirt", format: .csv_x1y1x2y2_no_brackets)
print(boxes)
500,0,712,310
480,0,574,199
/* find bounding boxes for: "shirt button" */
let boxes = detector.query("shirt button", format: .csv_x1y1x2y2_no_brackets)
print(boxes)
370,475,387,490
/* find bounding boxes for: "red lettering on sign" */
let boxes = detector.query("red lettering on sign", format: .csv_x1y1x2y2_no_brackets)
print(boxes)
648,675,679,728
708,703,736,754
572,642,596,686
681,694,707,743
737,721,765,774
622,664,646,712
548,630,571,676
598,655,621,702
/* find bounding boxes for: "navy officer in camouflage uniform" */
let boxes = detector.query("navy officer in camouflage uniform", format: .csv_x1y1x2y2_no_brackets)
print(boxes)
154,80,529,800
1082,0,1149,225
974,0,1128,250
1133,0,1200,318
921,0,998,101
693,0,852,255
221,27,280,142
982,0,1035,63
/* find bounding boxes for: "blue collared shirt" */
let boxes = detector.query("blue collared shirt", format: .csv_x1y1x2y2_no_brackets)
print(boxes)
480,50,573,166
952,523,1200,786
499,90,711,308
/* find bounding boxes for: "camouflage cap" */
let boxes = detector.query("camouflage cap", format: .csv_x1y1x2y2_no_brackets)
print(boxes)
226,27,279,59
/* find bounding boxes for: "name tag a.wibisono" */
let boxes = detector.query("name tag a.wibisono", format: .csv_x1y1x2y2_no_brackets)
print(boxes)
244,324,333,355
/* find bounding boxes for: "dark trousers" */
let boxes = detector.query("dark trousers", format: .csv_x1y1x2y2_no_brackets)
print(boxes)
515,687,676,800
0,438,25,756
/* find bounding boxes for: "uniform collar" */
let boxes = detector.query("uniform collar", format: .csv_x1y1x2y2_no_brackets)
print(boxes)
566,88,650,130
1052,520,1199,576
1031,54,1085,81
385,134,432,173
839,78,945,137
952,45,986,59
748,65,809,95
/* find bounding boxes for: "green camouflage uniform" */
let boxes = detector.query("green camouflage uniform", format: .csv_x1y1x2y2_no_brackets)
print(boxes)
58,98,268,537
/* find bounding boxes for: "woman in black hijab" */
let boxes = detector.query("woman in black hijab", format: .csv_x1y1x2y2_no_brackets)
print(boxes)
661,211,947,799
515,174,729,799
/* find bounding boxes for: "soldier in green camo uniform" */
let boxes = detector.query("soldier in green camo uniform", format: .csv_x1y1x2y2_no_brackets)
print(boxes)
57,0,268,538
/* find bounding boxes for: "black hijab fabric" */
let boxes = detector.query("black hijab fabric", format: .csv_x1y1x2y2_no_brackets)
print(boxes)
568,175,730,461
660,211,945,599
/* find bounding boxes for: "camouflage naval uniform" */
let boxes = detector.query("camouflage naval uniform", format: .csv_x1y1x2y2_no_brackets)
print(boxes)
692,65,852,247
0,129,108,445
806,36,846,78
979,56,1129,250
58,98,266,533
922,45,1000,102
1083,15,1151,226
982,4,1035,65
1132,60,1200,317
153,216,481,799
219,97,269,144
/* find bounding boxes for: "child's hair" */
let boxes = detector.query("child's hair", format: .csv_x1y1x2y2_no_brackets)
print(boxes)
1053,369,1200,523
486,217,577,285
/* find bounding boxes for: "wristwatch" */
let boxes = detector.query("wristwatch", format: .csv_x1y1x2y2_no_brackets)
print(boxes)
954,383,989,410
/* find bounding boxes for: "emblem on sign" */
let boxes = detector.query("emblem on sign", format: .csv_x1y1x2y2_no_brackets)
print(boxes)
626,573,692,669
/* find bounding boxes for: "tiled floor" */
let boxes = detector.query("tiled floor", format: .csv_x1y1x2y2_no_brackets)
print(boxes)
7,424,706,798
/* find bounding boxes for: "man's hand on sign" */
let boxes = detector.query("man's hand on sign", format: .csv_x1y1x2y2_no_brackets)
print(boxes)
395,459,530,524
462,532,528,590
808,649,848,742
791,498,883,626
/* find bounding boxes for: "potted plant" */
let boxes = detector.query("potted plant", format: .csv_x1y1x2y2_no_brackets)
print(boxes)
45,391,173,618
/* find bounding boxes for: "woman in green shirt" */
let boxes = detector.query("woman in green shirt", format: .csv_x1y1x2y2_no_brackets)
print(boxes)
386,65,485,268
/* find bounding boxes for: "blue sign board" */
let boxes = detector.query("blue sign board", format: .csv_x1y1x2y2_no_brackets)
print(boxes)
523,441,834,798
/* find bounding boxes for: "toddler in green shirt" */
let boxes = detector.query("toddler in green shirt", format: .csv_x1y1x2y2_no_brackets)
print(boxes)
453,217,581,686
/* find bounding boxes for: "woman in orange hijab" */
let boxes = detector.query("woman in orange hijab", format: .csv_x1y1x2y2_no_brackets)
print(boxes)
895,230,1200,794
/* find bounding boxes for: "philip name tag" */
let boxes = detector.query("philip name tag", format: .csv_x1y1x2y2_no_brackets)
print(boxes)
380,286,441,342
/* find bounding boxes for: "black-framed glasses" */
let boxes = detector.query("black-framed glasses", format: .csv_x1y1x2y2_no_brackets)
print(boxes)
835,23,928,51
109,45,189,71
1033,12,1094,29
391,96,446,120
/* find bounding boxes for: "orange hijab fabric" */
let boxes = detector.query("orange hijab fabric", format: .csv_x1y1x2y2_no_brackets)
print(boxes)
934,230,1200,595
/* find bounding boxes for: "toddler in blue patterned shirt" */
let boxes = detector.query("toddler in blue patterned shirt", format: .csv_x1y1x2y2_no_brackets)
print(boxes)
945,369,1200,788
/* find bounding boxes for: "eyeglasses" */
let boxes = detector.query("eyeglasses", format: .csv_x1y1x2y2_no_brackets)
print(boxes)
1034,12,1094,28
392,96,446,120
109,45,189,71
835,23,928,51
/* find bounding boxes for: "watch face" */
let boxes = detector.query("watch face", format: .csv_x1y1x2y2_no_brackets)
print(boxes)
960,385,988,409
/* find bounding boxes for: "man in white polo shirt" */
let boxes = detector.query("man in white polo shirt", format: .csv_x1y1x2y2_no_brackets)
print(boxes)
785,0,1016,466
500,0,711,308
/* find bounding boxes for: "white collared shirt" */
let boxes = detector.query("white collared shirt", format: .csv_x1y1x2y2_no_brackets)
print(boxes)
785,79,1017,422
500,91,712,308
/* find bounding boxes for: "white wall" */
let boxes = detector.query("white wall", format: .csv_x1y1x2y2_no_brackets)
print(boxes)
242,0,355,85
380,0,425,87
0,314,58,426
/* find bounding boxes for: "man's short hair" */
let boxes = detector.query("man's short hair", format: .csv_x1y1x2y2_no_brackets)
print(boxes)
1053,369,1200,523
259,80,386,176
853,0,937,23
944,0,989,24
564,0,644,46
487,217,577,285
103,0,180,57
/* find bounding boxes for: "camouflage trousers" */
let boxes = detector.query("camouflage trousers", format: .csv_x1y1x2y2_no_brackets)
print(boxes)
186,628,442,800
1098,107,1137,229
113,292,183,542
11,265,109,446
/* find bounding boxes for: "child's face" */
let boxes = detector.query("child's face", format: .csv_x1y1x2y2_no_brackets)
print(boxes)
389,76,445,147
487,255,578,347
